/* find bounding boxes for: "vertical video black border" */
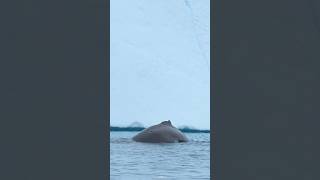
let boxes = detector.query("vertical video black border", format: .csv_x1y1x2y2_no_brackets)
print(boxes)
106,0,110,178
98,0,109,179
211,0,222,179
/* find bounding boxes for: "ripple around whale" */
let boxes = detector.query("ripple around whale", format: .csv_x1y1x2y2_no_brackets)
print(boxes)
110,138,210,145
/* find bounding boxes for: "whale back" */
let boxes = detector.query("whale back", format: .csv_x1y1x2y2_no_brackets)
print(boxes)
160,120,172,126
132,120,188,143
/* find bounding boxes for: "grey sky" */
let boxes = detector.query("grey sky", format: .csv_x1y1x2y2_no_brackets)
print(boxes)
110,0,210,129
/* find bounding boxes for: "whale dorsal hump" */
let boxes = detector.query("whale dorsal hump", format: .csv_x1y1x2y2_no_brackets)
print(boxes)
160,120,172,126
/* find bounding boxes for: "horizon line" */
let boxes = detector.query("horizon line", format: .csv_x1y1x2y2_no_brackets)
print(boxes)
109,126,210,133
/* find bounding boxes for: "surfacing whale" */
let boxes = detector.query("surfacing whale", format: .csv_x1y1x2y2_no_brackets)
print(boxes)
132,120,188,143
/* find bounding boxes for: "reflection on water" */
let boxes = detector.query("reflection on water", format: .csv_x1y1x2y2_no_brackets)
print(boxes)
110,131,210,180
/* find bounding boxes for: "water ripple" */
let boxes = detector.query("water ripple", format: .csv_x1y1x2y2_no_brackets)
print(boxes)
110,132,210,179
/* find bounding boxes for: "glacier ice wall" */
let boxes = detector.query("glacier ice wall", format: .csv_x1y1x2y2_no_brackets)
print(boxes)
110,0,210,129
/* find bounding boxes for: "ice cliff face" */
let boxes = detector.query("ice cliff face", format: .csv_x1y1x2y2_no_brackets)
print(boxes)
110,0,210,129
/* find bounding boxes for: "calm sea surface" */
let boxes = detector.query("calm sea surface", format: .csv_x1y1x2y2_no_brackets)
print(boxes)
110,131,210,180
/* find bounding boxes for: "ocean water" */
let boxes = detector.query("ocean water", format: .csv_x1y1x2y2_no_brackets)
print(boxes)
110,131,210,180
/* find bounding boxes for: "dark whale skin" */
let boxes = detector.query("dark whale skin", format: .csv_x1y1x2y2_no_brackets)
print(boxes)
132,120,188,143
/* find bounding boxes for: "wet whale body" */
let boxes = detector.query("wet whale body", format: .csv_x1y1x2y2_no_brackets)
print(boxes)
132,120,188,143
